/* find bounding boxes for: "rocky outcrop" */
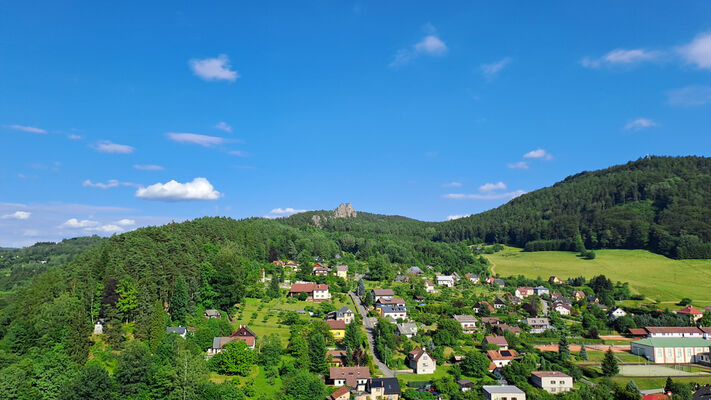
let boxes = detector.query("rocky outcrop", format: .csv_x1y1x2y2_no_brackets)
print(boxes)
311,214,322,228
333,203,357,218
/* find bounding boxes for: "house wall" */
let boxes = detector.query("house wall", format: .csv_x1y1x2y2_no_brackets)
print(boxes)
631,343,711,364
313,290,330,300
484,391,526,400
531,376,573,394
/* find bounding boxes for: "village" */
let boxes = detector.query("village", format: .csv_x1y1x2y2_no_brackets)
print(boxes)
89,258,711,400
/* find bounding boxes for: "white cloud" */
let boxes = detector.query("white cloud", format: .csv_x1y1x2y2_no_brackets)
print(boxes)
679,31,711,70
83,179,120,189
581,48,662,68
266,207,307,218
1,211,31,220
94,140,135,154
135,177,221,201
67,134,81,140
228,150,248,157
624,118,658,131
116,219,135,226
167,132,226,147
9,124,47,134
88,224,124,233
442,182,462,188
667,85,711,106
443,190,527,200
215,121,232,132
507,161,529,170
389,27,448,68
481,57,511,80
61,218,100,228
479,182,507,192
189,54,239,82
134,164,164,171
523,148,553,160
446,214,471,221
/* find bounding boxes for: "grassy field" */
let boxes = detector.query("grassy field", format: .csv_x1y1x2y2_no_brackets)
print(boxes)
486,247,711,306
609,376,711,390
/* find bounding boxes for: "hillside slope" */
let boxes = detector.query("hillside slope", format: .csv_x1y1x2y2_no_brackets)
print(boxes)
436,156,711,258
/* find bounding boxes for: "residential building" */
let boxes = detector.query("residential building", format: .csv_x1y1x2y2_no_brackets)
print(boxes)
396,322,418,338
553,303,571,316
436,275,455,287
487,349,519,368
329,306,355,324
354,378,401,400
289,283,331,302
531,371,573,394
408,348,436,374
458,379,474,392
474,301,495,314
313,264,331,276
204,309,221,319
335,265,348,279
207,326,257,356
465,273,480,284
371,289,395,302
285,261,299,270
453,315,477,334
505,293,523,306
533,286,550,296
493,279,505,288
395,275,410,283
271,260,285,267
166,326,187,338
481,317,501,326
330,386,351,400
497,324,522,335
549,276,563,284
494,297,506,309
572,290,586,301
407,266,423,275
524,318,551,333
327,350,347,366
327,320,347,340
377,298,406,308
515,287,534,299
678,306,704,322
693,386,711,400
631,338,711,364
608,307,628,320
330,366,369,391
424,280,435,293
381,306,407,321
483,335,508,350
696,352,711,367
482,385,526,400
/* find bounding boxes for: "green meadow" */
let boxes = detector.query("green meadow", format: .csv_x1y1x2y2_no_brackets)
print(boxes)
486,247,711,306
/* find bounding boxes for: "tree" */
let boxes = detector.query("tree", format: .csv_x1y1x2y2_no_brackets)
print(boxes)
344,320,361,351
259,334,282,369
308,332,328,374
289,334,310,367
357,279,365,297
558,334,570,361
65,304,91,365
104,308,124,348
214,341,256,376
433,318,462,346
115,278,138,321
460,350,490,378
282,369,327,400
266,274,281,299
174,350,206,400
170,275,188,324
601,348,619,377
579,346,588,361
626,380,641,394
62,361,117,400
115,341,152,396
149,300,168,352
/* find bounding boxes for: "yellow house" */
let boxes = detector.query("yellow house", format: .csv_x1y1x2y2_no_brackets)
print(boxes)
327,320,346,340
336,265,348,279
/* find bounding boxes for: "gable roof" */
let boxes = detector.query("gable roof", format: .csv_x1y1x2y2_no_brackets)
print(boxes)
327,320,347,330
408,348,431,362
397,323,418,335
329,367,370,388
330,386,350,399
487,349,519,360
372,288,395,296
289,283,329,293
678,305,703,315
453,314,477,323
166,326,186,335
337,305,354,314
645,326,703,335
485,336,508,346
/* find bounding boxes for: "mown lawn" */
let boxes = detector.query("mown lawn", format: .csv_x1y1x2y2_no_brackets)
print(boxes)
573,350,647,364
209,366,282,396
609,376,711,390
486,247,711,306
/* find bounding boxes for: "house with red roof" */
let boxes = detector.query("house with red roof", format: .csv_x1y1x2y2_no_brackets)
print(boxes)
289,282,330,302
677,305,704,322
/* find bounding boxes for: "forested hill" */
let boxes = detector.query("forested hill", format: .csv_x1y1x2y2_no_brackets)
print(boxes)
436,156,711,259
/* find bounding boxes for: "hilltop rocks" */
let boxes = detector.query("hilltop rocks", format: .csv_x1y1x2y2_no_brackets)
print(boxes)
334,203,357,218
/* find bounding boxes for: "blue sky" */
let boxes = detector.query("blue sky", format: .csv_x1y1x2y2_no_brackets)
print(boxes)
2,1,711,247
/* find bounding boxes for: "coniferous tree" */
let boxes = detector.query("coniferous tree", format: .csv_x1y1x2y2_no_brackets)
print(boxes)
170,275,188,324
579,346,588,360
104,307,124,348
133,286,153,341
308,332,328,374
558,334,570,361
62,361,117,400
65,304,91,365
149,300,166,352
344,320,361,351
601,348,619,377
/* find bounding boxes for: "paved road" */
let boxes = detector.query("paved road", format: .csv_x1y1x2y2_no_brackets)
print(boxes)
349,291,396,377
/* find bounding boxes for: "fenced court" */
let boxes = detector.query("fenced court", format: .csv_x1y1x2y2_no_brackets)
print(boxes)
620,364,694,376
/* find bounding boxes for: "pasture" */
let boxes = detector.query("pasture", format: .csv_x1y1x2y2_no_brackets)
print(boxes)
486,247,711,306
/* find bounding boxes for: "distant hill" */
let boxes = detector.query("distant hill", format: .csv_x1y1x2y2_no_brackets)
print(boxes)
436,156,711,258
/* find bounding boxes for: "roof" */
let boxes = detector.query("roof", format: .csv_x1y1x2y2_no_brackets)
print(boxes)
525,318,550,325
481,317,500,324
534,285,549,290
457,379,474,388
517,286,534,292
377,297,406,305
166,326,186,335
453,314,477,323
397,323,418,334
327,320,347,330
632,337,711,348
641,395,669,400
408,266,423,274
327,350,347,358
204,309,221,317
372,288,395,296
436,275,454,281
381,306,407,314
231,325,256,338
329,367,370,388
212,336,232,349
330,386,350,399
370,378,400,395
532,371,571,378
485,336,508,346
336,265,348,271
646,327,703,335
487,349,519,360
483,385,525,394
289,283,329,293
337,306,353,314
694,386,711,399
629,328,649,336
678,305,703,315
408,348,431,362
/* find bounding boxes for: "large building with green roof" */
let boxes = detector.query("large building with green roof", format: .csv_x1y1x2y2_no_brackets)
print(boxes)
631,337,711,364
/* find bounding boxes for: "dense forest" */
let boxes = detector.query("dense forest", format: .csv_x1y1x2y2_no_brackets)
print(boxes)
438,156,711,259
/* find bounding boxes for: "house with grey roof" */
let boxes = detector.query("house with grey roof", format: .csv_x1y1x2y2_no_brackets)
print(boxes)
483,385,526,400
396,322,418,338
166,326,187,338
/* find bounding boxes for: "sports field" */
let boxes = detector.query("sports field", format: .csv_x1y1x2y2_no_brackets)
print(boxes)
619,364,695,377
486,247,711,306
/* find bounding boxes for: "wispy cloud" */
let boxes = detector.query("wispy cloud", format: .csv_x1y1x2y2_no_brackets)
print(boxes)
135,177,222,202
9,124,47,134
94,140,135,154
624,118,658,131
390,25,447,68
228,150,248,157
82,179,137,189
133,164,164,171
116,218,135,226
523,148,553,160
479,182,507,192
167,132,227,147
67,134,81,140
581,48,662,69
446,214,471,221
442,182,462,188
1,211,31,220
189,54,239,81
678,31,711,70
61,218,100,228
667,85,711,106
443,190,527,200
481,57,511,80
215,121,232,132
507,161,529,170
264,207,307,218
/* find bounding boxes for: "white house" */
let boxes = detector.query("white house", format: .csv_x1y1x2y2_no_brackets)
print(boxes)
381,306,407,321
453,315,477,334
554,303,571,316
531,371,573,394
515,287,534,299
436,275,455,287
408,349,436,374
533,286,550,296
608,307,627,320
424,280,435,293
482,385,526,400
